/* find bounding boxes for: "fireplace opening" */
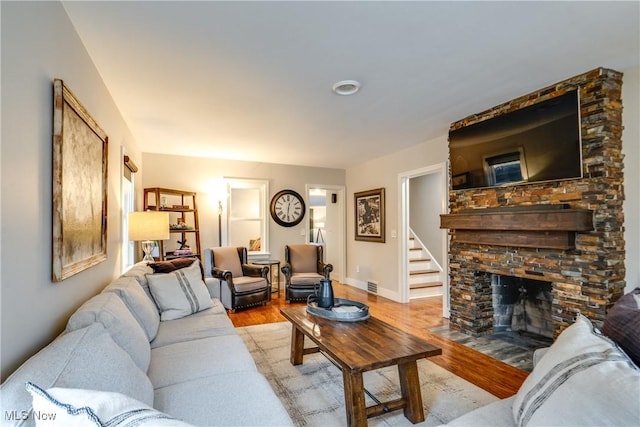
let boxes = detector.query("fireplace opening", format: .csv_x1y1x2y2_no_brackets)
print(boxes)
492,274,554,339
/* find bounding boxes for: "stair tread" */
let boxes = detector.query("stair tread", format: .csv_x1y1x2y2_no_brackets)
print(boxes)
410,282,442,289
410,269,440,275
409,258,431,263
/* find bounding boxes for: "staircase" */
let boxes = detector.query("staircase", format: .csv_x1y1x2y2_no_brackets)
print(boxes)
408,230,443,299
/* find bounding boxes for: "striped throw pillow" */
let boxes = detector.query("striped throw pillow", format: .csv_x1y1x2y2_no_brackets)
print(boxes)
512,314,640,426
146,260,213,321
26,382,194,426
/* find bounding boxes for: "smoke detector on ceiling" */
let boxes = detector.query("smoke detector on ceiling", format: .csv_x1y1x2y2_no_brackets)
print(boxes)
332,80,361,96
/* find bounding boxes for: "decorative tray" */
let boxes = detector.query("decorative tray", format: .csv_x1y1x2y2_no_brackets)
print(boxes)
306,297,370,322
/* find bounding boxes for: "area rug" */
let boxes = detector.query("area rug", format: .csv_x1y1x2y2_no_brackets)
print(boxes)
237,322,498,427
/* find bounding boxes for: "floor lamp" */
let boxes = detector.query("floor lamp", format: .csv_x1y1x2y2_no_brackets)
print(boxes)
217,200,223,247
128,211,170,261
212,179,228,247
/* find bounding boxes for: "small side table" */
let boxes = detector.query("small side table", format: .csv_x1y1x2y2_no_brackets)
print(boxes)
253,259,281,295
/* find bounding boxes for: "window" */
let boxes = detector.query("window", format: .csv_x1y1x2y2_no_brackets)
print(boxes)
121,154,137,272
226,179,269,258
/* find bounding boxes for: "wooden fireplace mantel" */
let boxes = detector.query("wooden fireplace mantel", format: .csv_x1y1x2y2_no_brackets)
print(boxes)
440,206,594,249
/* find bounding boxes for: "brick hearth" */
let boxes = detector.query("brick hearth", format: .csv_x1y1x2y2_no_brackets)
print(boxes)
444,68,626,337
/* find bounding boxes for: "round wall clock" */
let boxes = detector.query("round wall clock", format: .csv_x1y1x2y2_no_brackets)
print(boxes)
270,189,306,227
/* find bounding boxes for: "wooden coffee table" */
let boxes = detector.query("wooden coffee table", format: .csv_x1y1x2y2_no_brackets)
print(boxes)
280,306,442,427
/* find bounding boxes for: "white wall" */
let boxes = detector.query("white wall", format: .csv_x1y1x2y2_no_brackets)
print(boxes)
140,153,345,264
0,1,142,380
622,65,639,291
345,135,449,300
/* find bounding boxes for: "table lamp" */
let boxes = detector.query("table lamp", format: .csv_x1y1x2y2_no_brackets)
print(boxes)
128,211,170,261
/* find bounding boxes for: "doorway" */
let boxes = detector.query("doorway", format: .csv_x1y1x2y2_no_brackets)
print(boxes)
306,185,346,283
399,163,449,317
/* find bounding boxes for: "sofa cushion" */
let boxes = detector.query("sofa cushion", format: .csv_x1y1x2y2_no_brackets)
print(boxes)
26,382,194,426
602,287,640,366
0,324,153,427
203,277,221,299
122,261,154,295
435,396,515,427
153,371,294,426
122,262,160,307
148,335,256,389
147,261,214,321
290,272,323,286
151,310,235,349
66,292,151,372
233,275,268,291
513,314,640,426
212,247,243,277
102,276,160,341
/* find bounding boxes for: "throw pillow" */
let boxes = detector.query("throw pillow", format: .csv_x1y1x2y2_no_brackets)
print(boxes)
602,287,640,366
146,260,213,321
26,382,195,426
512,314,640,427
149,258,203,279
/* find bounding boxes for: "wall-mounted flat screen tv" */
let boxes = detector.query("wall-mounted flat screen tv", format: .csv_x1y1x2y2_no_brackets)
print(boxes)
448,90,582,190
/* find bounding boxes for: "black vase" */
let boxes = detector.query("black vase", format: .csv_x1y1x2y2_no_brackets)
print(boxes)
317,278,335,309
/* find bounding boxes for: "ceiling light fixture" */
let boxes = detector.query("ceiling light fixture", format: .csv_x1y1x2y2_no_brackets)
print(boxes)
332,80,361,96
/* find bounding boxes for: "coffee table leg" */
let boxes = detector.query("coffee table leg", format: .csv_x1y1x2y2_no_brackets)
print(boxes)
290,325,305,365
398,360,425,423
343,370,367,427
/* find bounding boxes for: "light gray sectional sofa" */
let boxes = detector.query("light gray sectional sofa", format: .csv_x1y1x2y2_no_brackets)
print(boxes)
1,260,293,426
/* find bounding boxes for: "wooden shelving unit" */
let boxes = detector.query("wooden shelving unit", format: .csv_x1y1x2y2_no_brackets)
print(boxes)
144,187,201,261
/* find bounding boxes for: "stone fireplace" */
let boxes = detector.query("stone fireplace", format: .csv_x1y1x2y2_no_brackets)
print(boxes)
441,68,626,337
492,273,553,338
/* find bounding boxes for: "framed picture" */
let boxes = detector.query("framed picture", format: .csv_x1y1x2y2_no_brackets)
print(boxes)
354,188,385,243
52,79,108,282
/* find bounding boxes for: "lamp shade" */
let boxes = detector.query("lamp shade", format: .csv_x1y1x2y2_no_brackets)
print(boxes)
128,211,170,241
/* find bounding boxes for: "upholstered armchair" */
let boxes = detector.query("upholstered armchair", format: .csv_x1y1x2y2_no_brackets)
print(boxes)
281,244,333,302
207,246,270,311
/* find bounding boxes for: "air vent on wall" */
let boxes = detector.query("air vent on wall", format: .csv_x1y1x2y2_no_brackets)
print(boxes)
367,280,378,294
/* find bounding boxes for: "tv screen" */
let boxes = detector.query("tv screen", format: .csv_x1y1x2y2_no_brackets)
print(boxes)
449,90,582,190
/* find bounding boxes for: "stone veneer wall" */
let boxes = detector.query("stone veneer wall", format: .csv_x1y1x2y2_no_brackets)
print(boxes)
447,68,625,337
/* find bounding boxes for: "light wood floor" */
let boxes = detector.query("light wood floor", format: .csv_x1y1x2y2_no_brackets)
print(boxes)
228,281,528,398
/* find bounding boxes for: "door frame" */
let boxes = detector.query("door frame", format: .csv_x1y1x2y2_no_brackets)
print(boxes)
306,184,346,284
398,162,450,317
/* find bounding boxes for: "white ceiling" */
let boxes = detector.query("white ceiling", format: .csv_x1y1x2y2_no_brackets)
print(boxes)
62,1,639,169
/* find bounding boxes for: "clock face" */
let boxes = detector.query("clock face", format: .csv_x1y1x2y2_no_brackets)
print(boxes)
270,190,306,227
